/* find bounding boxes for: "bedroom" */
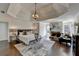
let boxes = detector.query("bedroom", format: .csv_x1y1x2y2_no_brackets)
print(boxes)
0,3,79,56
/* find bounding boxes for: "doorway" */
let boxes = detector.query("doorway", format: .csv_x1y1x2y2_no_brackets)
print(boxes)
0,22,8,42
39,22,50,40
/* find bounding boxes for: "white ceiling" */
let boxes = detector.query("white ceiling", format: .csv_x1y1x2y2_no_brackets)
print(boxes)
43,3,79,23
20,3,70,20
0,3,9,13
0,3,71,21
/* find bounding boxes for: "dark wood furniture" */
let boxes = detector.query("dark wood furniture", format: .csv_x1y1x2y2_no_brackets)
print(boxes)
59,34,71,45
50,32,61,37
73,35,79,56
49,32,71,46
49,32,61,41
73,35,76,56
17,29,33,35
59,37,71,46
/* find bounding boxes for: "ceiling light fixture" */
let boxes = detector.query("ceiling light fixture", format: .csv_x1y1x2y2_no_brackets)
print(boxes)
32,3,39,20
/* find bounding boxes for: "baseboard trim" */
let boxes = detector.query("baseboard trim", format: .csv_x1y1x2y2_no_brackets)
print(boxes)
0,40,9,42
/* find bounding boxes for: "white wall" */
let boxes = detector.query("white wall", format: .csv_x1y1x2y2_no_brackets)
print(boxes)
0,22,8,41
0,12,33,29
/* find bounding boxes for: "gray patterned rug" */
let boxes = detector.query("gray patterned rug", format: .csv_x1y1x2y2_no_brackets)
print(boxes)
14,40,55,56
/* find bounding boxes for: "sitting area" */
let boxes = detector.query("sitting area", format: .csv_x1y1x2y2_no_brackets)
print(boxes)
49,32,71,46
49,32,61,41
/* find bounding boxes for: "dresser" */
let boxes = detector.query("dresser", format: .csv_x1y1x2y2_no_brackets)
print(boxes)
73,34,79,56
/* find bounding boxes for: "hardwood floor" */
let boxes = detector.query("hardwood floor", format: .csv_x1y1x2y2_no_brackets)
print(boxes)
0,40,21,56
0,40,73,56
48,41,73,56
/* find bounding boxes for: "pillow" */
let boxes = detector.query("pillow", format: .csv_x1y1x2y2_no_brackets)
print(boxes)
19,32,23,35
27,31,32,35
27,34,35,40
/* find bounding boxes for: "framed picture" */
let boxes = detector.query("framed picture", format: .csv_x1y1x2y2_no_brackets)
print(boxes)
50,22,62,32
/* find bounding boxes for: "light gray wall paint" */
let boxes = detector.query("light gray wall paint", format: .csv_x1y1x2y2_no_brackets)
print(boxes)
0,12,33,29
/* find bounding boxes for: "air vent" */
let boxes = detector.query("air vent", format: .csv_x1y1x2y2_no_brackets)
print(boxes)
1,10,5,14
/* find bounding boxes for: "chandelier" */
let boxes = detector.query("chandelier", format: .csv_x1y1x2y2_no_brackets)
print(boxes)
32,3,39,20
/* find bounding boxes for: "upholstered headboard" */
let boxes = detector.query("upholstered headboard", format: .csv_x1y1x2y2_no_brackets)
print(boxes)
17,29,33,36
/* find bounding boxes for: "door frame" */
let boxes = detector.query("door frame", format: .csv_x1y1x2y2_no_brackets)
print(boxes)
0,22,9,42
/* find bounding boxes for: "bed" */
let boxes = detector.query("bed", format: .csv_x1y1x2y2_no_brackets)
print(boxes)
18,34,35,45
17,29,35,45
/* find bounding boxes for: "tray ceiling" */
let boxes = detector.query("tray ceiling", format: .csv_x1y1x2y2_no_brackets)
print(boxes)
0,3,70,21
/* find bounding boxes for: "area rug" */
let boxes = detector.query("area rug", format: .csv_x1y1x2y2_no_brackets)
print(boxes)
14,40,55,56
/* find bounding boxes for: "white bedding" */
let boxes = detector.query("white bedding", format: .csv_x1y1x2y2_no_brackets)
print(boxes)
19,34,35,44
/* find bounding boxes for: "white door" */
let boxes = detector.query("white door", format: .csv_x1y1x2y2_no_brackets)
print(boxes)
39,22,47,37
0,22,8,41
39,22,50,40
